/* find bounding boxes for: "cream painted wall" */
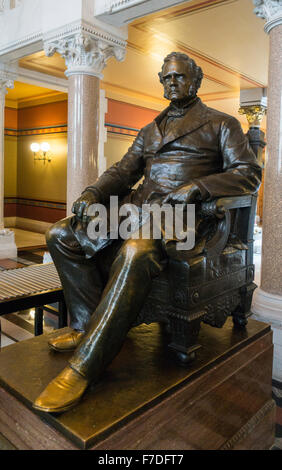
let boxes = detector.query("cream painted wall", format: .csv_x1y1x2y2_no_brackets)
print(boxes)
104,132,135,169
4,136,17,197
104,133,144,189
17,133,67,202
5,131,135,205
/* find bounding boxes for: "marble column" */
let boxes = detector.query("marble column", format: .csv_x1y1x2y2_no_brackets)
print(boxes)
252,1,282,381
66,73,100,213
0,72,14,229
44,32,126,215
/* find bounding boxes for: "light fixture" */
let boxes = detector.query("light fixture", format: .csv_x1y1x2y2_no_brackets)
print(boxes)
31,142,52,163
41,142,50,153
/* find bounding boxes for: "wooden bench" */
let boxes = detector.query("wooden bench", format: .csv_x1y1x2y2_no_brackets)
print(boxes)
0,263,67,338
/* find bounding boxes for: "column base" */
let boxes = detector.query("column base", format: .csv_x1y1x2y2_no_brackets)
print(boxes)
0,229,17,259
252,288,282,382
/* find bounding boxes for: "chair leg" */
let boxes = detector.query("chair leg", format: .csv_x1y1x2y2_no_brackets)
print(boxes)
168,316,202,364
34,307,44,336
58,298,68,329
232,283,256,328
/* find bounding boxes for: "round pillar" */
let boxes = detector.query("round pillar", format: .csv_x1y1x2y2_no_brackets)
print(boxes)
252,0,282,381
259,23,282,295
0,73,14,229
67,73,100,213
44,31,126,215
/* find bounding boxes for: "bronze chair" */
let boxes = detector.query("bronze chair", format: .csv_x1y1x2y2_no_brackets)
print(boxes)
136,129,265,363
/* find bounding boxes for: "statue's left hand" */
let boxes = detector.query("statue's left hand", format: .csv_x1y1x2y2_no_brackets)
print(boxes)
72,191,99,222
162,183,202,205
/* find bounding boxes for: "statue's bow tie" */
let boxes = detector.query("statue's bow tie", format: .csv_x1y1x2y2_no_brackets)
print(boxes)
167,97,198,117
167,108,187,118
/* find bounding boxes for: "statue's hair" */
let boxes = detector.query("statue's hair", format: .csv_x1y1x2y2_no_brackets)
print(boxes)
159,52,203,92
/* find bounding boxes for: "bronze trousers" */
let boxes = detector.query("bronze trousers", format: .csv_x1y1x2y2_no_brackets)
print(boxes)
46,217,166,381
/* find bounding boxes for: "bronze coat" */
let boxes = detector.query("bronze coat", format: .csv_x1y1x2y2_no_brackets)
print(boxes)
73,98,262,257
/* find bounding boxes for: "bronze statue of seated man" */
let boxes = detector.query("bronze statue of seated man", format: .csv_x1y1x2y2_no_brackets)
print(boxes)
33,52,261,414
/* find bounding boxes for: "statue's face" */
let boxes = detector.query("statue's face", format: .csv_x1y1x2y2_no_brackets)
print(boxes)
162,59,194,102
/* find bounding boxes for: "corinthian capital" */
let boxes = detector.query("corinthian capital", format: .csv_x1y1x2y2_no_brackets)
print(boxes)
0,71,14,99
44,32,126,79
253,0,282,32
239,105,267,128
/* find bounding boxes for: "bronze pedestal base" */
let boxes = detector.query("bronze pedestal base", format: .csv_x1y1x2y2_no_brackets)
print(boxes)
0,318,275,450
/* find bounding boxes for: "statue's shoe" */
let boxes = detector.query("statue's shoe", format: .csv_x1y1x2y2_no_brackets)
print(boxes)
33,366,88,413
48,330,84,352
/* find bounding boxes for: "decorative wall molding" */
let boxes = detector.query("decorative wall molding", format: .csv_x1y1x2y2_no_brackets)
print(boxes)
0,32,43,61
4,122,139,138
43,19,127,48
106,123,139,137
4,197,66,211
96,0,146,14
253,0,282,33
133,0,238,25
4,124,68,137
15,66,68,93
94,0,193,26
4,198,66,225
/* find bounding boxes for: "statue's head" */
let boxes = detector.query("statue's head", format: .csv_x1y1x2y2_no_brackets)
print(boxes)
159,52,203,102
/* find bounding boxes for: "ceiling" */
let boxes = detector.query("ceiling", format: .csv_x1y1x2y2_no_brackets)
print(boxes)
6,81,67,108
6,0,268,129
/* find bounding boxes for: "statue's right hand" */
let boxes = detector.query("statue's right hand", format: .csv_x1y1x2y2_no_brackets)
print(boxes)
71,191,99,222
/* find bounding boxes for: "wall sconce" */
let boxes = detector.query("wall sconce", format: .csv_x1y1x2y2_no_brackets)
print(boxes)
31,142,52,163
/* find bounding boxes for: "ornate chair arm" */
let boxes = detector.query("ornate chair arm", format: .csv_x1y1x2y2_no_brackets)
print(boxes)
199,195,254,257
200,195,253,219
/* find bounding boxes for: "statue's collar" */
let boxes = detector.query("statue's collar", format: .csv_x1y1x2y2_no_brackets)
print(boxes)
166,96,199,117
153,98,209,148
155,97,206,126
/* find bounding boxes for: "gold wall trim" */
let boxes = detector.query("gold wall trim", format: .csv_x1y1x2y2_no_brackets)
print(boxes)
4,126,68,137
5,124,139,138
